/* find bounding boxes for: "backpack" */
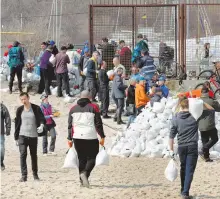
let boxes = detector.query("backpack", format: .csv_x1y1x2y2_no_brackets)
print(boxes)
8,47,22,68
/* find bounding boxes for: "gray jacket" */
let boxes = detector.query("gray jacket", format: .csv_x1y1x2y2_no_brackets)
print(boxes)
112,74,127,99
198,93,220,131
1,103,11,135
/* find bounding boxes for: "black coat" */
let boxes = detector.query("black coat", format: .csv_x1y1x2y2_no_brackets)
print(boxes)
127,85,135,105
14,103,46,140
98,69,109,89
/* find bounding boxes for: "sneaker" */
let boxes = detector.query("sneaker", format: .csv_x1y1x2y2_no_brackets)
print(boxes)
19,177,27,182
33,175,40,181
1,163,5,171
48,152,57,156
102,115,111,119
113,118,117,122
80,173,90,188
181,195,193,199
205,158,213,162
43,153,48,157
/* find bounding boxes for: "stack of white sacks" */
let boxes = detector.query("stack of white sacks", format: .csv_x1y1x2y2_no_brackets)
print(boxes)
109,97,220,159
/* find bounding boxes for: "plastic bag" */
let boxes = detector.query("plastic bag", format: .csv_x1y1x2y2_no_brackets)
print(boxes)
62,146,79,169
49,54,56,65
96,147,109,166
164,159,178,182
188,98,203,120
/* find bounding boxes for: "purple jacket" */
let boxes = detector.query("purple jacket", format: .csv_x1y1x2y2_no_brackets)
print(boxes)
40,50,52,69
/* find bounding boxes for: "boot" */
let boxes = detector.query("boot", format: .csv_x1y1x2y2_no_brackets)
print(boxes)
19,176,27,182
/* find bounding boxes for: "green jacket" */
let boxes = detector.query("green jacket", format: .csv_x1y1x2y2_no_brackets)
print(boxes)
7,46,24,68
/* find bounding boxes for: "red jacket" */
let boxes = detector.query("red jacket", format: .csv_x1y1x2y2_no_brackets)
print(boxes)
119,47,132,68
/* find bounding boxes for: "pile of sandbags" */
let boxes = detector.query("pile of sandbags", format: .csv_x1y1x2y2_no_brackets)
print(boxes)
109,97,220,159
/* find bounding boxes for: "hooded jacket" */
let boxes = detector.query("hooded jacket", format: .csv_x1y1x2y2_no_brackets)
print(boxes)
170,111,198,147
135,83,150,108
68,98,105,140
1,103,11,135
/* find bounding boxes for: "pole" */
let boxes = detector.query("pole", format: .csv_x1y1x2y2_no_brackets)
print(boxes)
58,0,63,48
47,0,54,41
55,0,58,44
53,0,55,41
21,13,23,31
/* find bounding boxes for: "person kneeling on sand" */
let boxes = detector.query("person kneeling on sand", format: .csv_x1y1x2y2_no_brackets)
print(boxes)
67,90,105,188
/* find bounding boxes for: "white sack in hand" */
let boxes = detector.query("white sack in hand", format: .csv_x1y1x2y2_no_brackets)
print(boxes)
96,147,109,166
188,98,203,120
62,146,79,168
164,159,178,182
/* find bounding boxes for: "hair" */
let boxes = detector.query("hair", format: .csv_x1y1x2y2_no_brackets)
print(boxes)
180,98,189,110
19,92,29,98
203,81,211,88
137,34,143,39
129,78,136,84
80,90,91,99
102,37,108,43
119,40,125,44
141,50,149,56
201,86,209,93
117,68,123,73
61,46,67,51
92,51,99,56
41,42,47,46
67,43,74,50
204,43,210,49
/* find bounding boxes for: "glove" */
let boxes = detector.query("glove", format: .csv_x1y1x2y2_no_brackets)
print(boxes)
169,150,175,159
68,140,73,148
99,138,105,146
15,140,19,146
37,124,44,134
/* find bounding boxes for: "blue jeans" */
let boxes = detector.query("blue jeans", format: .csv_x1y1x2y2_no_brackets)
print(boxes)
0,135,5,165
178,145,198,196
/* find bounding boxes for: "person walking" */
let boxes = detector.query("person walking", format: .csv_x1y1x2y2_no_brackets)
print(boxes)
198,86,220,162
55,46,71,97
169,98,199,199
15,92,46,182
112,68,127,124
67,90,105,188
37,45,53,95
0,103,11,171
40,94,57,156
86,51,99,102
8,41,25,94
98,61,110,118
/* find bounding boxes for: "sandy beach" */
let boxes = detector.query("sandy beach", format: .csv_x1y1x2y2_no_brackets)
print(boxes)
1,91,220,199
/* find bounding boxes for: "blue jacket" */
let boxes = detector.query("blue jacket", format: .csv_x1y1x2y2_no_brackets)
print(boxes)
160,85,169,98
86,58,97,79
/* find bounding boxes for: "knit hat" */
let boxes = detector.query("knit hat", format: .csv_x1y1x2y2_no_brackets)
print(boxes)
40,94,48,100
139,76,146,81
84,47,89,53
50,40,55,45
84,40,89,45
159,76,166,81
8,44,13,49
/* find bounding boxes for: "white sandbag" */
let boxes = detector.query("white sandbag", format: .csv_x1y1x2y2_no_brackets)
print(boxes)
153,102,165,113
49,54,56,65
96,147,109,166
149,118,159,127
209,151,220,159
160,97,168,105
63,96,74,103
149,147,163,158
213,142,220,152
51,87,57,96
160,128,169,137
33,74,40,81
120,148,132,157
27,73,33,81
166,98,178,109
107,70,114,78
130,143,142,157
188,98,203,120
164,159,178,182
62,146,79,169
156,136,164,144
140,122,151,130
0,74,6,82
22,70,28,78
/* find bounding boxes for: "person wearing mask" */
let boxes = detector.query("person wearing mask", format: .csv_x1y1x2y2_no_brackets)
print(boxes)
113,57,126,76
15,92,46,182
67,90,105,188
112,68,127,124
130,66,141,83
78,48,91,92
55,46,71,97
169,98,199,199
86,51,99,102
119,40,132,70
198,86,220,162
135,76,150,115
40,94,57,156
150,87,163,107
158,76,169,98
0,103,11,171
8,41,25,94
98,61,110,118
38,45,53,95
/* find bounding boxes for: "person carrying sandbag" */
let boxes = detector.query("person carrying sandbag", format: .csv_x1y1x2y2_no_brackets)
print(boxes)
67,90,105,188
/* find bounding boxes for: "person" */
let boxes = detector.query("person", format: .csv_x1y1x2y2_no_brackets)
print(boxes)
169,98,199,199
132,34,149,64
0,103,11,171
113,57,126,76
198,86,220,162
55,46,71,97
98,61,110,118
158,76,169,98
149,83,158,97
33,42,47,66
38,45,53,95
150,87,163,107
67,90,105,188
135,76,150,115
159,42,167,66
50,40,59,56
80,40,89,56
8,41,25,94
130,66,141,83
119,40,132,70
86,51,99,102
15,92,46,182
112,68,127,124
40,94,57,156
78,48,91,92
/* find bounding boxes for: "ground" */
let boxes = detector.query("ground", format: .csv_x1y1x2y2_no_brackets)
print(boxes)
0,91,220,199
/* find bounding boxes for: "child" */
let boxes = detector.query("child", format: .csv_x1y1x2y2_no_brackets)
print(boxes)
40,94,57,156
158,76,169,98
150,87,163,107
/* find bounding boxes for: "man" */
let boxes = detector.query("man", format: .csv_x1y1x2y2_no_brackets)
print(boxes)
80,40,89,56
119,40,132,70
130,66,141,83
38,45,53,95
198,86,220,162
78,48,91,92
113,57,126,76
8,41,25,94
55,46,71,97
132,34,149,64
50,40,59,56
33,42,47,66
0,103,11,171
135,76,150,115
67,90,105,188
86,51,99,102
112,68,127,124
98,61,110,118
15,92,46,182
158,76,169,98
150,87,163,107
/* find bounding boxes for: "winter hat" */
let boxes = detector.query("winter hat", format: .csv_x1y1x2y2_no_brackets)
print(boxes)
40,94,48,100
84,47,89,53
8,44,13,49
159,76,166,81
139,76,146,81
84,40,89,45
50,40,55,45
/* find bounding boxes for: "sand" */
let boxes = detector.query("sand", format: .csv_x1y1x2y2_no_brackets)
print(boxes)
1,90,220,199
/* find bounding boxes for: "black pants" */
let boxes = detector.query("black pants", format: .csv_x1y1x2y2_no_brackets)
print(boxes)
56,72,70,96
100,87,109,116
178,145,198,196
19,136,38,178
38,68,50,95
87,79,98,101
80,75,86,92
73,139,99,178
137,105,145,115
200,128,219,159
9,67,22,91
113,97,124,122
